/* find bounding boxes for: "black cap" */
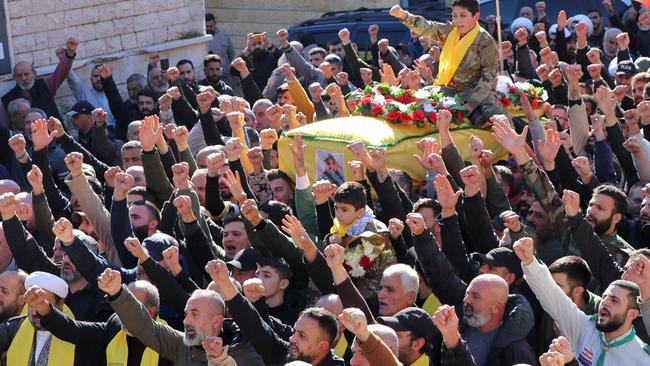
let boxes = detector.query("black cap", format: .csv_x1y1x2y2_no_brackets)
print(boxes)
377,307,435,343
472,247,523,278
227,247,262,271
142,233,177,262
66,100,95,116
617,60,637,76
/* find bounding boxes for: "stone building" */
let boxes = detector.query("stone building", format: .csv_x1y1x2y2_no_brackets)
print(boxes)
205,0,393,50
0,0,210,114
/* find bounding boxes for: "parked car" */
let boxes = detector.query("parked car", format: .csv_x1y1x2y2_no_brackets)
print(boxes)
288,2,450,54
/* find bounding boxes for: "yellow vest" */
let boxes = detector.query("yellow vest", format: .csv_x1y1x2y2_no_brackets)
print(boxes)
106,317,167,366
7,305,76,366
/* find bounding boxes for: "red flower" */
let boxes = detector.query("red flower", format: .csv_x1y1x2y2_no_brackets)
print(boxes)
500,97,510,107
362,97,372,105
428,112,437,123
396,95,409,104
359,255,372,269
399,112,412,123
509,86,516,93
456,111,463,122
387,110,400,121
370,105,384,116
354,99,361,106
343,262,352,272
412,109,425,122
531,100,539,109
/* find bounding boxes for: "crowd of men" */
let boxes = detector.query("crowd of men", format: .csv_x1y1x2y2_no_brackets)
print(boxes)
0,0,649,365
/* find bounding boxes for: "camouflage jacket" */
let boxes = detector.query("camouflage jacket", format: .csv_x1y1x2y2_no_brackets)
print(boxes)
401,14,499,109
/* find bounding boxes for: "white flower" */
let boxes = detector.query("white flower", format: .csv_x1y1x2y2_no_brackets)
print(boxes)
423,102,436,113
349,267,367,278
372,94,386,105
514,81,532,92
414,89,431,99
440,97,457,108
496,75,513,95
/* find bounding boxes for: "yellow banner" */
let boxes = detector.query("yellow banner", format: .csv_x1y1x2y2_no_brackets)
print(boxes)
278,116,508,184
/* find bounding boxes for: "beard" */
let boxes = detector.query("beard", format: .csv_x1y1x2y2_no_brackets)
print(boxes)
60,266,81,282
587,214,613,236
132,224,150,243
18,79,35,91
150,83,168,95
0,301,20,320
28,313,46,331
286,342,315,363
596,308,627,333
463,303,490,328
183,325,205,346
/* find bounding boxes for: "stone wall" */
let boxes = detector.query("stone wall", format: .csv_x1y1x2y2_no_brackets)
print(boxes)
1,0,211,115
206,0,394,51
5,0,205,68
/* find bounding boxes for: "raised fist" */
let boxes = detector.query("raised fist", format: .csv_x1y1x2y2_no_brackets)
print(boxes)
64,152,84,178
97,268,122,296
513,237,535,265
52,217,74,244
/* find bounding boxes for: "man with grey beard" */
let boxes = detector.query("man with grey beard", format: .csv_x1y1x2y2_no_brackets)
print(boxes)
410,212,538,366
0,197,112,322
0,37,79,126
99,268,265,365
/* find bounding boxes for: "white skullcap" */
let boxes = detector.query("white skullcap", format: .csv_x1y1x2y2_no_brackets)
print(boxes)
569,15,594,37
549,24,571,38
25,271,69,299
510,17,534,34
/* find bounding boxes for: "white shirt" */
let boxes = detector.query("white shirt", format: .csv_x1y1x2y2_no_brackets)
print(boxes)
523,259,650,366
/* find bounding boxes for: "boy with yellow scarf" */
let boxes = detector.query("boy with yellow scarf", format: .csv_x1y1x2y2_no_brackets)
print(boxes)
323,182,396,299
390,0,507,126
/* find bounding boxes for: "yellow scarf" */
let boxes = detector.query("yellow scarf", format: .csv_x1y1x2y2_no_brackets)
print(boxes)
435,24,481,86
334,333,349,357
106,317,167,366
8,305,76,366
411,352,430,366
330,218,352,239
421,293,443,317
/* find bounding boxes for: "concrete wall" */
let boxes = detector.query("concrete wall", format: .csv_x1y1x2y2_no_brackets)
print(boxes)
1,0,210,113
206,0,394,51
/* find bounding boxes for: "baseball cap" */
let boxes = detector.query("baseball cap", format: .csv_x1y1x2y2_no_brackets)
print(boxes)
472,247,523,278
66,100,95,116
377,307,435,343
227,247,262,271
617,60,637,76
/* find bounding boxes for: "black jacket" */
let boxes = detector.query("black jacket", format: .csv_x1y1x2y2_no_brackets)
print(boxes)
0,315,100,366
40,309,173,366
226,293,345,366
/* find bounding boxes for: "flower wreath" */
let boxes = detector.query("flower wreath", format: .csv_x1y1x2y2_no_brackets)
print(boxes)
495,75,548,109
349,84,467,128
342,232,386,278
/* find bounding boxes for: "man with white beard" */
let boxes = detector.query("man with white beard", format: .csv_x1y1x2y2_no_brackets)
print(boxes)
98,268,264,365
1,38,79,125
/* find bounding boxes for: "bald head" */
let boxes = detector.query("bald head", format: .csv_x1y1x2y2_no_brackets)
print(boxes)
315,294,344,316
367,324,398,354
471,274,509,304
0,270,28,320
0,180,20,196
